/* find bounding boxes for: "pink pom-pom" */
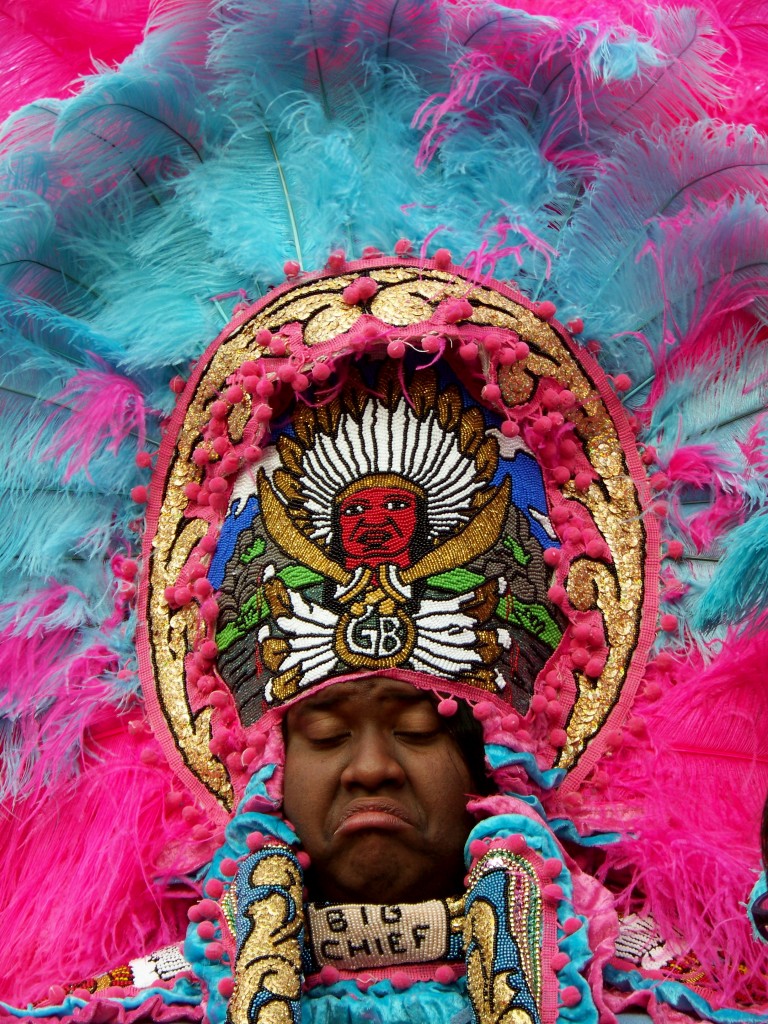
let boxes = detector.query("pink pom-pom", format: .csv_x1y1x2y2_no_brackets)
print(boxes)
209,494,228,514
434,966,455,985
546,700,561,720
297,851,311,870
543,884,564,902
205,878,224,899
574,471,592,491
320,965,340,985
532,415,552,435
387,340,406,358
438,697,458,717
566,318,583,334
500,420,519,438
604,729,623,750
571,647,589,668
543,547,561,567
130,485,149,504
547,585,566,604
48,985,67,1005
660,613,678,632
390,972,412,990
204,941,225,961
481,383,501,402
469,839,489,858
535,300,556,320
543,857,563,879
218,978,235,998
561,986,581,1007
666,540,684,560
459,342,479,361
165,790,184,811
343,276,378,305
197,921,216,941
530,694,548,714
246,832,265,851
473,700,495,720
327,250,346,273
585,657,604,678
514,342,530,360
311,362,331,382
443,298,473,324
357,277,379,300
550,728,568,747
200,640,219,660
553,466,571,485
614,373,631,392
434,248,452,269
220,858,238,877
193,447,211,466
135,451,153,469
169,375,186,394
394,238,412,255
563,917,582,935
552,951,569,971
284,260,300,279
196,898,220,920
192,577,212,599
507,834,527,854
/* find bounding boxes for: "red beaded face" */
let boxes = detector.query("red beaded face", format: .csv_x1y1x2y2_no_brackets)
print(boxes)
338,486,419,569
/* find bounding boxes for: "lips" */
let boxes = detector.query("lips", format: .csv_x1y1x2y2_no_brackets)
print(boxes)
333,799,415,836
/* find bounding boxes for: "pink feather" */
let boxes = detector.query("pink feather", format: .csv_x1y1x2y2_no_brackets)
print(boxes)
0,1,150,123
0,714,213,1004
43,365,147,481
581,628,768,1006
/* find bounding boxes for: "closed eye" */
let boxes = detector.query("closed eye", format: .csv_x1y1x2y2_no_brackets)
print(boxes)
306,731,351,747
395,730,440,743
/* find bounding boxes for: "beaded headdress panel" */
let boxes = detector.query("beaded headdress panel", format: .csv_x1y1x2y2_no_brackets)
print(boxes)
138,259,658,814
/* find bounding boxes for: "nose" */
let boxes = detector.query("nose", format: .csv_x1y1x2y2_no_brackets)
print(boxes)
340,727,406,791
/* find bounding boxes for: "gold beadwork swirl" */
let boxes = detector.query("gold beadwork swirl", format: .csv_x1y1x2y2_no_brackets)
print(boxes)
228,851,304,1024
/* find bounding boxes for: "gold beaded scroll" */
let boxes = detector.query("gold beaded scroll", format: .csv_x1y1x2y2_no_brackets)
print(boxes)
137,258,658,814
228,848,304,1024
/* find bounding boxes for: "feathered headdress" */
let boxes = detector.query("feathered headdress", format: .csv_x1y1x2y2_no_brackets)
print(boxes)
0,1,767,1021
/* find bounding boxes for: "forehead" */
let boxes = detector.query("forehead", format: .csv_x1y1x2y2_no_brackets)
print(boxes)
284,678,434,724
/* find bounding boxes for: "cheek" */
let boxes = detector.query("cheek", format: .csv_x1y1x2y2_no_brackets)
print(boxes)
421,747,474,834
282,746,326,844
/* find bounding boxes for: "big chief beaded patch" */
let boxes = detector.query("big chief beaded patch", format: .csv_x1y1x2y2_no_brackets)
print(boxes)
138,259,658,813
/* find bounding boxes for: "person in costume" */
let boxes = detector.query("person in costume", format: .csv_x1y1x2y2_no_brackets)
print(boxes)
0,2,767,1023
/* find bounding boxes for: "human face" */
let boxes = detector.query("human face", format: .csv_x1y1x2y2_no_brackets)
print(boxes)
282,678,474,903
337,486,418,569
